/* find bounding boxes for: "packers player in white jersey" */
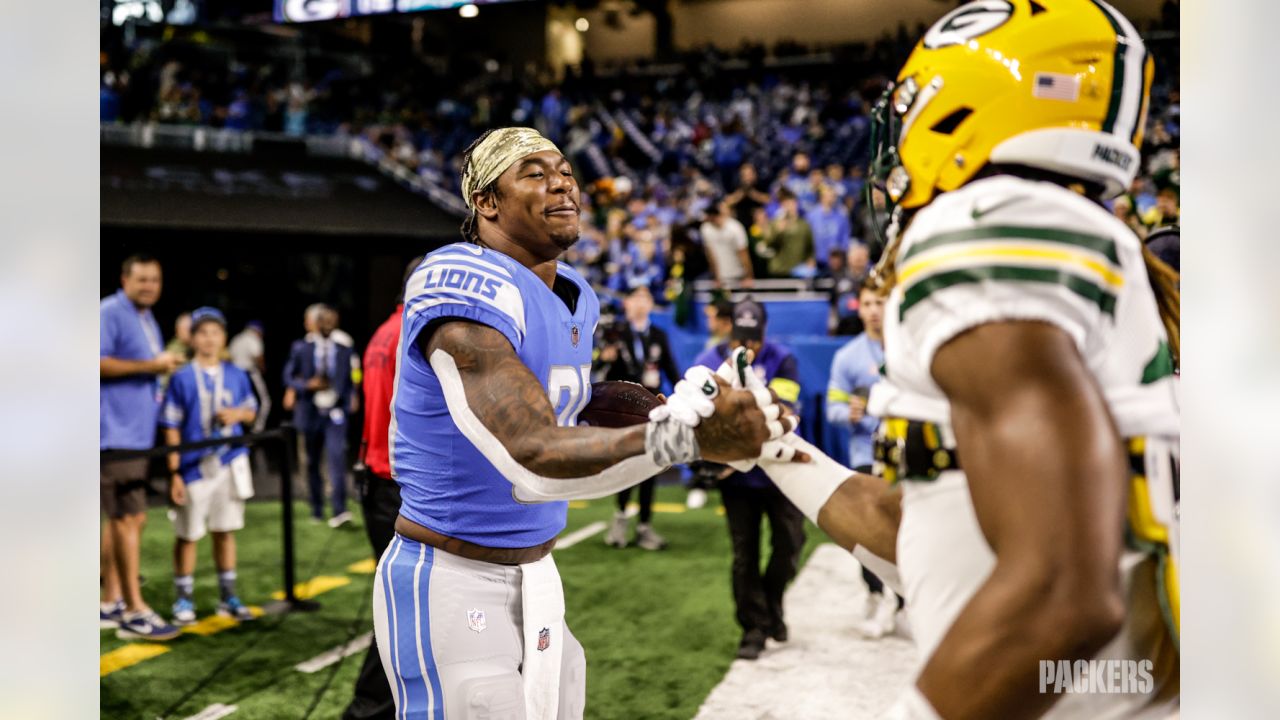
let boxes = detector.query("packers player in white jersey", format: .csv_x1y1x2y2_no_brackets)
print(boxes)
709,1,1181,718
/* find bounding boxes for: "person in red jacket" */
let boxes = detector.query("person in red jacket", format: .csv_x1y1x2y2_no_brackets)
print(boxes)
342,256,421,720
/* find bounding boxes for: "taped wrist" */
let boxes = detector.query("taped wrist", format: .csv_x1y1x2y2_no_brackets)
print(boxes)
645,417,700,467
756,434,848,523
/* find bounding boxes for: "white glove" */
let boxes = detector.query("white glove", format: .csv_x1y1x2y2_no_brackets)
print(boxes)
714,347,796,471
648,365,719,427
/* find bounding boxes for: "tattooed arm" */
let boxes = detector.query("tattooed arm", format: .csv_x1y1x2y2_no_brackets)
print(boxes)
423,320,775,485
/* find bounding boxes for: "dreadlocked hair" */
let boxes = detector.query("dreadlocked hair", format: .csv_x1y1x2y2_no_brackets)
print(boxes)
459,129,500,244
1141,243,1180,368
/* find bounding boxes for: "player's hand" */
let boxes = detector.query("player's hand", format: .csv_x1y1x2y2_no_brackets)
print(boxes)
215,408,240,426
712,347,808,468
849,396,867,423
152,351,182,374
693,376,771,462
169,475,187,506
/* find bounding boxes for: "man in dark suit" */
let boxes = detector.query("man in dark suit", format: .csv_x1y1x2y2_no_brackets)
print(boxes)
283,305,357,527
594,286,680,550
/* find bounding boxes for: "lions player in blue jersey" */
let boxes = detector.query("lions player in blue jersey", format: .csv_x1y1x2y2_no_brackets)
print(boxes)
374,127,792,720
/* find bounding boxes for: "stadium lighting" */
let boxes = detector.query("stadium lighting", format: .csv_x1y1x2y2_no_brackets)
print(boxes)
459,3,479,18
575,17,590,32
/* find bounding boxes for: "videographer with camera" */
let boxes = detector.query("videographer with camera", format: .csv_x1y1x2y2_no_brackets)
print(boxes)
594,285,681,550
825,277,901,637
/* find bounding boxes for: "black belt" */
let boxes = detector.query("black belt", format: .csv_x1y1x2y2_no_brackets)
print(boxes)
874,418,1152,484
873,418,958,484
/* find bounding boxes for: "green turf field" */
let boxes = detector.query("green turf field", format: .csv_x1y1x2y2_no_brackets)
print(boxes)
101,485,823,720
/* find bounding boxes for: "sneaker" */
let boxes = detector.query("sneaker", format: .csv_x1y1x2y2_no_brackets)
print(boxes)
171,597,197,626
685,488,708,509
604,512,629,548
100,600,125,629
117,610,181,641
736,629,767,660
328,511,353,529
217,596,256,622
855,588,898,639
634,523,668,551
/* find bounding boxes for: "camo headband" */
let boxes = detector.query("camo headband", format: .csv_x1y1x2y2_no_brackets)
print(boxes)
461,127,562,211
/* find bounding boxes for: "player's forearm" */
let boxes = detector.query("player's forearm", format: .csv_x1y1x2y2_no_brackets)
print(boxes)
100,356,156,378
815,473,900,561
507,424,648,478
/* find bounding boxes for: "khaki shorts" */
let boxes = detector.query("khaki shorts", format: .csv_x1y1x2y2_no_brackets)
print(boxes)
101,457,150,519
173,461,246,542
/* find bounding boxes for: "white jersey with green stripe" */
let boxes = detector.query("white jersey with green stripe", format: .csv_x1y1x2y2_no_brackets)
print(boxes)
871,175,1178,438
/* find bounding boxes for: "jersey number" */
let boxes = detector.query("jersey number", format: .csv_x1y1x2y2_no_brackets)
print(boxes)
548,364,591,427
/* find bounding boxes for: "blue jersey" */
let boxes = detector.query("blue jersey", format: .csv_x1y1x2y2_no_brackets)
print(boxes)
825,333,883,470
100,289,164,450
160,361,257,483
391,243,599,548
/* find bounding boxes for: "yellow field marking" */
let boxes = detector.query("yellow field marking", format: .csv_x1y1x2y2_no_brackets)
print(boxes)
270,575,351,601
181,606,265,637
347,558,378,574
568,500,589,510
625,502,686,515
100,643,170,676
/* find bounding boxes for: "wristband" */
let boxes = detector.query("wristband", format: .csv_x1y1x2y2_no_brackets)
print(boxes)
756,434,848,523
645,417,700,467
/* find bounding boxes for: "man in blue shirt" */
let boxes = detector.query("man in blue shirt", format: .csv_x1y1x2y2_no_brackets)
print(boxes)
100,254,182,640
805,185,852,274
692,300,806,661
374,127,782,720
283,305,357,527
826,279,886,470
161,307,258,625
825,279,900,636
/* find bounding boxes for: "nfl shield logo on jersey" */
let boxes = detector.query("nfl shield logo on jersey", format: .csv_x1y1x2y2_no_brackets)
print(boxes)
467,608,486,633
537,627,551,651
569,324,581,347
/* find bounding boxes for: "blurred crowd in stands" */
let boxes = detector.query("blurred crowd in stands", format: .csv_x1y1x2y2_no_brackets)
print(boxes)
101,12,1179,329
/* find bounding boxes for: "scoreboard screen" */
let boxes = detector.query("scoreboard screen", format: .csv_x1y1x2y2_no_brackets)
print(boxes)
275,0,529,24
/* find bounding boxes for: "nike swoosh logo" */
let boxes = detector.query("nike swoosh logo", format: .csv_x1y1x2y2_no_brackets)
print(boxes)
971,195,1028,221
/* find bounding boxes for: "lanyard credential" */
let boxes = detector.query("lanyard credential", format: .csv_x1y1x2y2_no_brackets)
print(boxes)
138,310,162,357
195,363,227,440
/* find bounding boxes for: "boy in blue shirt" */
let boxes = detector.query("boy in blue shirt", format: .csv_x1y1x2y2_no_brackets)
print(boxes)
161,307,258,624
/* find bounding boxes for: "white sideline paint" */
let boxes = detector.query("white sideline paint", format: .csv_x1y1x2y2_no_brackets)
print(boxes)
555,521,607,549
294,632,374,674
182,703,238,720
693,544,918,720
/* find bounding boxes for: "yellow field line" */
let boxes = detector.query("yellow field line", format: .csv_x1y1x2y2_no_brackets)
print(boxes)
269,575,351,601
100,643,170,676
181,606,265,637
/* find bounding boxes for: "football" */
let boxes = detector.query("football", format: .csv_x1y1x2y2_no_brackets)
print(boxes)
578,381,663,428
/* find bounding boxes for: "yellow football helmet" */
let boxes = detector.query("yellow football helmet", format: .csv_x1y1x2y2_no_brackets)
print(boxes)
867,0,1155,216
